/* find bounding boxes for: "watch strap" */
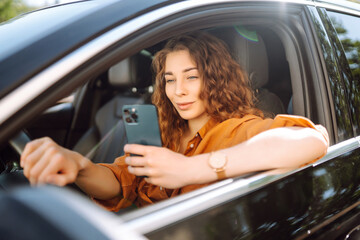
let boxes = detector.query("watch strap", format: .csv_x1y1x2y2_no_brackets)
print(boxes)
208,152,227,180
216,170,226,180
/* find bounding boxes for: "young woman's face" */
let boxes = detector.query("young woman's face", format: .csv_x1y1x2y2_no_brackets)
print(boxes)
164,50,208,122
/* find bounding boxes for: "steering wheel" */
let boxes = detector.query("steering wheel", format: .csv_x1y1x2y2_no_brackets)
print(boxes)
0,131,32,189
9,131,31,156
7,132,86,194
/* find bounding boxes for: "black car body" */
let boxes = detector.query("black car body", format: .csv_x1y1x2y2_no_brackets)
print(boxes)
0,0,360,239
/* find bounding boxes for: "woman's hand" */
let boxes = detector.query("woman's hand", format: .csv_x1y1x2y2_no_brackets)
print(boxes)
124,144,194,189
20,137,88,186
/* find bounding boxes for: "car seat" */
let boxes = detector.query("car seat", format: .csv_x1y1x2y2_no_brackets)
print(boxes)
208,27,286,116
73,53,153,163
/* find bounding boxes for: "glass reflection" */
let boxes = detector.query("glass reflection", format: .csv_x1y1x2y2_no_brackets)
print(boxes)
326,10,360,136
146,148,360,239
309,7,354,142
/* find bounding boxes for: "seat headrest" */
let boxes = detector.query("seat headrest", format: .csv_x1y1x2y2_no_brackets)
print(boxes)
108,53,152,89
208,26,268,89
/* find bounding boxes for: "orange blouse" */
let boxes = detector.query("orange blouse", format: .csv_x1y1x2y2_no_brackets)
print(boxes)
94,114,328,212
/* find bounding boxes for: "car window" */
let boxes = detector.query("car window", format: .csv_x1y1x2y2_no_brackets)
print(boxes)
327,11,360,135
71,25,293,165
327,11,360,84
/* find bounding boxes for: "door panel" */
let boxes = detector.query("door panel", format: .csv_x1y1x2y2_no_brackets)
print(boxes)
144,142,360,239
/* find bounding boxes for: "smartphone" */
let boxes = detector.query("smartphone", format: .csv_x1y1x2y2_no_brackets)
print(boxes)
122,104,162,147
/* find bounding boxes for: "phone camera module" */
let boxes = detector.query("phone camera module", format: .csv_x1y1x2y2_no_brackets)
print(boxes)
124,107,138,123
131,113,138,121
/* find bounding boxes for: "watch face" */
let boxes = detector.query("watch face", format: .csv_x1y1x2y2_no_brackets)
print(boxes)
209,152,227,169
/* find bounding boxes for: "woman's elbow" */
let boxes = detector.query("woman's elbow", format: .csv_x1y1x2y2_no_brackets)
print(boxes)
306,128,329,161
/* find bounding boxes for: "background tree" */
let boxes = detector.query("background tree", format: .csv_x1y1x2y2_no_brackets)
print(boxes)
330,15,360,82
0,0,33,23
329,12,360,135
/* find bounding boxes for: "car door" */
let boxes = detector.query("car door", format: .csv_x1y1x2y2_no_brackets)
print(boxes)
116,1,360,239
1,0,360,239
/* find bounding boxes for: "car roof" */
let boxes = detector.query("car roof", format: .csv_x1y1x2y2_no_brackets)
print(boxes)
0,0,115,61
1,0,358,100
0,0,169,99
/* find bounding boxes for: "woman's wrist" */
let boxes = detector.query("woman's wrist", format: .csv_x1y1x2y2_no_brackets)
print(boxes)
186,153,217,185
76,153,93,178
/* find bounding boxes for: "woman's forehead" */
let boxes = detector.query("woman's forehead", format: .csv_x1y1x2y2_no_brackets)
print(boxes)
164,50,197,71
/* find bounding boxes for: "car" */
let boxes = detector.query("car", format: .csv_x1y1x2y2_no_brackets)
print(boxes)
0,0,360,239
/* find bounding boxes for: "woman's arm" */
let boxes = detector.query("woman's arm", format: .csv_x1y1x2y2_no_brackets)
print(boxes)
125,126,328,188
191,126,328,184
20,137,121,200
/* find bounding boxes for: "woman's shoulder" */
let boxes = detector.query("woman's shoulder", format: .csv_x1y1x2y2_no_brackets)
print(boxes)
222,114,323,133
221,114,264,126
209,115,265,135
201,115,267,147
222,114,317,126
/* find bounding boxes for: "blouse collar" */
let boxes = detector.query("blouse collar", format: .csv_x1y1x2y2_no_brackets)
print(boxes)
197,118,219,139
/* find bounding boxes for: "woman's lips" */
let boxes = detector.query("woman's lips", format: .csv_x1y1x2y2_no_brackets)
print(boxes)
177,102,194,110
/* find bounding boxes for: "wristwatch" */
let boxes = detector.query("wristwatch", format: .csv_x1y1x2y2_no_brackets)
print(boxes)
208,151,228,180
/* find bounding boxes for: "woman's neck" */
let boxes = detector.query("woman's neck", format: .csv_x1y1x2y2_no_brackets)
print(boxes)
187,114,211,137
179,115,211,154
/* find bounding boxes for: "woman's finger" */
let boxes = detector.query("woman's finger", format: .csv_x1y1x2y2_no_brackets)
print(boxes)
128,166,152,177
125,156,147,167
22,137,57,177
27,146,56,184
124,144,156,156
37,153,76,186
23,143,50,179
144,177,154,184
46,174,73,187
21,138,47,168
143,176,163,187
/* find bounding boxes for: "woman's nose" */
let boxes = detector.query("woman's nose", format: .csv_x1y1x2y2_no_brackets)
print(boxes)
175,80,187,96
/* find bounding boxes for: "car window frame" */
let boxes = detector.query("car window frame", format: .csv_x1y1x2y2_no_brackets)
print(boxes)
0,0,329,201
2,0,360,238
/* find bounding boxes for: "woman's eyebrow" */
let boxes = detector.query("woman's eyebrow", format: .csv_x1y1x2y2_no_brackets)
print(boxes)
164,67,197,75
183,67,197,73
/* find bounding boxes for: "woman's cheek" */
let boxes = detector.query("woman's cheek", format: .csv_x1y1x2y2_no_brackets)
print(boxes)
165,84,174,101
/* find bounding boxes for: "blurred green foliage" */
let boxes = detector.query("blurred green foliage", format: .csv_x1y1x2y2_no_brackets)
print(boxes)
0,0,33,23
331,15,360,86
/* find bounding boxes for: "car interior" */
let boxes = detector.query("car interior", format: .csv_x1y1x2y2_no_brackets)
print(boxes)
0,23,293,199
61,25,292,165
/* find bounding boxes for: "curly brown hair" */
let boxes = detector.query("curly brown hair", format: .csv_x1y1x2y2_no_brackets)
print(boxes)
152,31,263,151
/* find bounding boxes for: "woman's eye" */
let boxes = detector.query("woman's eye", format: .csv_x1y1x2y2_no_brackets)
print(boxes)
188,76,198,80
165,79,175,83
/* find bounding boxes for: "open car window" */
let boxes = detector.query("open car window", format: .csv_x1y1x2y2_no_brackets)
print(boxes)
2,4,321,204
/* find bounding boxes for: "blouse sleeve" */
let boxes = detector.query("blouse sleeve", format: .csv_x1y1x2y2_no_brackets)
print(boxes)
92,155,140,212
235,114,329,159
266,114,329,148
231,114,326,139
197,114,329,158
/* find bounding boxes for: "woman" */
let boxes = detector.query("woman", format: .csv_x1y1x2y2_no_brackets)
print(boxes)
20,32,328,212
